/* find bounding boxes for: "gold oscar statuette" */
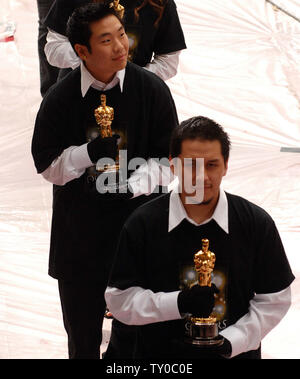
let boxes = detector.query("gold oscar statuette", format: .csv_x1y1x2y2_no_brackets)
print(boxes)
110,0,125,19
94,94,119,172
185,238,224,346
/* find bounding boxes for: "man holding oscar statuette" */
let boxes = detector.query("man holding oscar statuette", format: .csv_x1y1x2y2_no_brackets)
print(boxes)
105,116,295,359
31,2,178,359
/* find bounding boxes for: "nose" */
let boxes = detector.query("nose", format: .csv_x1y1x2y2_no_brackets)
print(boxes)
203,168,209,181
113,37,125,53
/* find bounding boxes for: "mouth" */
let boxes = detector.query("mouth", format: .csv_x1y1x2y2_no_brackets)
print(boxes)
113,54,127,61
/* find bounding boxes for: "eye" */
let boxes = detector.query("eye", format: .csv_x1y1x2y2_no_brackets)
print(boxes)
101,38,111,44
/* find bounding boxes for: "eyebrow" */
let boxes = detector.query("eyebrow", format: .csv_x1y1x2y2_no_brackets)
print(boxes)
98,25,124,39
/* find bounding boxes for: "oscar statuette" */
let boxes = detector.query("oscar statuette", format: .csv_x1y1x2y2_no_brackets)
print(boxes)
94,94,119,173
185,238,224,346
110,0,125,19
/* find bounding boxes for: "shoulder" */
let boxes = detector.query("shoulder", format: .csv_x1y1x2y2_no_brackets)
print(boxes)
124,193,170,233
165,0,178,10
125,62,172,93
42,68,81,108
226,192,275,226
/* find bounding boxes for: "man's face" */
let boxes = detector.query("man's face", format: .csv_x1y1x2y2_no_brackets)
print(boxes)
76,14,129,82
172,138,228,205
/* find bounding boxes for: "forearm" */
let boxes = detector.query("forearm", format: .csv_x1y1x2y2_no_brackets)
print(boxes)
41,144,92,185
105,286,181,325
42,147,174,191
128,158,174,197
44,29,80,69
219,286,292,358
144,51,181,81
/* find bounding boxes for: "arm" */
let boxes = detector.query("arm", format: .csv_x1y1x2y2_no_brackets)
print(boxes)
144,50,181,81
219,286,292,358
128,158,174,197
41,143,92,185
105,286,181,325
32,96,117,184
42,144,174,193
45,29,80,69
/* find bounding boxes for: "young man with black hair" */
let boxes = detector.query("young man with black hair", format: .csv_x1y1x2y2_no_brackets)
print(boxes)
105,116,294,359
31,3,178,359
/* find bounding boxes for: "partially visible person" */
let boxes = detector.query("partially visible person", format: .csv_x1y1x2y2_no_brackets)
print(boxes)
36,0,59,96
31,3,178,359
105,116,295,359
44,0,186,81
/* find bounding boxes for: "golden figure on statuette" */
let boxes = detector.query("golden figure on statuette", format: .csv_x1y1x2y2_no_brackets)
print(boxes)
186,238,224,346
110,0,125,19
94,94,114,138
94,94,119,172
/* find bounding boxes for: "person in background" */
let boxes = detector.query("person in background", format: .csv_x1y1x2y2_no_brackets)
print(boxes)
105,116,295,359
31,3,178,359
44,0,186,82
36,0,59,96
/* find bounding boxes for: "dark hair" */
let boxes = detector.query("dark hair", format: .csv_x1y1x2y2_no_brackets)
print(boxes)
66,3,123,53
134,0,167,28
169,116,231,162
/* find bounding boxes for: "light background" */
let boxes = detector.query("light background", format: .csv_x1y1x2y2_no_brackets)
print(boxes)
0,0,299,358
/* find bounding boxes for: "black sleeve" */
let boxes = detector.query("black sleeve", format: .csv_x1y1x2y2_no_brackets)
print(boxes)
108,216,146,290
153,0,187,55
31,94,67,173
44,0,87,35
148,76,179,160
253,213,295,294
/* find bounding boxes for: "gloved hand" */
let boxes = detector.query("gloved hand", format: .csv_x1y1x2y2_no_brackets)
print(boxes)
87,135,118,163
177,284,219,317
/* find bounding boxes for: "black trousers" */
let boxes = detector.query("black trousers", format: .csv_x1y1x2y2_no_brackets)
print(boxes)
58,280,107,359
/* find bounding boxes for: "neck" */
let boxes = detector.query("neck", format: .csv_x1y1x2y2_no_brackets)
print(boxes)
85,63,116,84
180,192,219,224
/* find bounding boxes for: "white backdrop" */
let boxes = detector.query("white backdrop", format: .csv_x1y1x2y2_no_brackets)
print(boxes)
0,0,299,359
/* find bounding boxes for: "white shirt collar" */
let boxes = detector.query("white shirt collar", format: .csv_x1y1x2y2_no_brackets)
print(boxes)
80,61,125,97
168,184,229,234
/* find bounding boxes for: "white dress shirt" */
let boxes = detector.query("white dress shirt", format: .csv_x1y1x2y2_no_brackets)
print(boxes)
105,185,292,358
45,29,181,81
41,62,173,196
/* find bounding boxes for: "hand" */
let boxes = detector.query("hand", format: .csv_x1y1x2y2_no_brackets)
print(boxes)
177,284,219,317
87,135,118,163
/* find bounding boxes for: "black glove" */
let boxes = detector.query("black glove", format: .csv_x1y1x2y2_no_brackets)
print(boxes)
177,284,219,317
87,135,118,164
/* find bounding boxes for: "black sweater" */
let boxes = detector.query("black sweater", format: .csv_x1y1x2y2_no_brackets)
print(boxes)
31,62,178,280
108,192,295,358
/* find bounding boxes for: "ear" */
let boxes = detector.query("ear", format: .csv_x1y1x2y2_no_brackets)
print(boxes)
169,156,175,175
74,44,89,61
